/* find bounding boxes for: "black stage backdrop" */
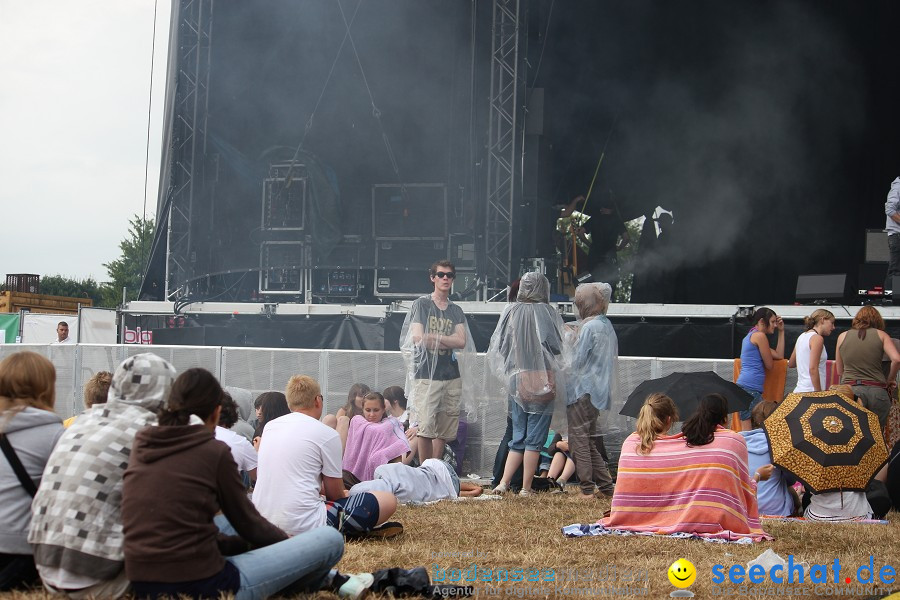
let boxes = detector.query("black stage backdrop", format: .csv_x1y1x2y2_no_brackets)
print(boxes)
145,1,900,306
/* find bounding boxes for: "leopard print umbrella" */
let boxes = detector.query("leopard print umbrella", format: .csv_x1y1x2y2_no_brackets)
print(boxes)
763,390,888,493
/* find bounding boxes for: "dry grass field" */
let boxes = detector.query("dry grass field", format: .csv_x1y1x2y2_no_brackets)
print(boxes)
329,491,900,600
2,490,898,600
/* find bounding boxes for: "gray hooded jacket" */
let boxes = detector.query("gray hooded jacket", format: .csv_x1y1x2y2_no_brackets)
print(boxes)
0,406,64,554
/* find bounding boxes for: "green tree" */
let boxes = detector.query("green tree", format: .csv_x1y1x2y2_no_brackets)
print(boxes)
38,275,108,307
102,216,154,307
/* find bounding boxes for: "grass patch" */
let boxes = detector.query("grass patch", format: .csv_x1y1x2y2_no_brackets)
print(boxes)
6,491,899,599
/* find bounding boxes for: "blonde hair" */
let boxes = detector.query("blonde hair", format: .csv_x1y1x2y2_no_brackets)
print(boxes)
0,351,56,413
803,309,835,331
635,393,678,455
285,375,320,410
83,371,112,409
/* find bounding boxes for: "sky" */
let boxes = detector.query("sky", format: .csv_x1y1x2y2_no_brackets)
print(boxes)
0,0,171,283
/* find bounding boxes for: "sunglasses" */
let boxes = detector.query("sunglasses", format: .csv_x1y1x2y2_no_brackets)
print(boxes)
434,271,456,279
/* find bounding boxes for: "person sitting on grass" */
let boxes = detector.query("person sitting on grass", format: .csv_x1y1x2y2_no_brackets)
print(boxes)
252,376,401,539
603,393,773,541
546,437,577,492
322,383,371,431
740,400,800,516
216,391,258,485
251,391,289,451
0,352,64,592
121,368,369,599
29,353,176,599
63,370,112,428
341,392,410,488
383,385,409,427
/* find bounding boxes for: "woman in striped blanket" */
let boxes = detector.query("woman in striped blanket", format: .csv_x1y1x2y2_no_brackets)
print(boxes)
603,393,773,542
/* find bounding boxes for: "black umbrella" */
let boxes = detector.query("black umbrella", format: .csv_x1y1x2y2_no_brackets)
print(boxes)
763,391,888,493
620,371,753,420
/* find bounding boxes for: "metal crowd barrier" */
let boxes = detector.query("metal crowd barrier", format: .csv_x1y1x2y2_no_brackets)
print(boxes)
0,344,800,476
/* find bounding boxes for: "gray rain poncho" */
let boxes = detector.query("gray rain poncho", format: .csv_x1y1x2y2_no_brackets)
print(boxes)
399,293,476,424
564,282,625,438
486,272,567,415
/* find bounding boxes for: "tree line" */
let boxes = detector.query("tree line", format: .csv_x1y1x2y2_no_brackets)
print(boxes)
1,216,153,309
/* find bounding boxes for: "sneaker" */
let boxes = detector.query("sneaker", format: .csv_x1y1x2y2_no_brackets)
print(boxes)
365,521,404,539
491,482,508,494
338,573,374,599
518,489,532,497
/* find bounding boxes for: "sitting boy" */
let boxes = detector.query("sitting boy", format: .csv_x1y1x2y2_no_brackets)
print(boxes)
252,375,401,538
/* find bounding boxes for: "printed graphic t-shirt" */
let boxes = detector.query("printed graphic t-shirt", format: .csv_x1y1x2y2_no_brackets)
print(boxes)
412,297,466,381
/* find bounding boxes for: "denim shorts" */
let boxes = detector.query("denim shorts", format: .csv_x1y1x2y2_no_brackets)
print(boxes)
739,386,764,422
508,398,553,452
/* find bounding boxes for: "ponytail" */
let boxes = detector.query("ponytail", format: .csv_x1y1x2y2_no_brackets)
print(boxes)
682,393,728,447
635,393,678,455
157,406,193,427
803,309,835,331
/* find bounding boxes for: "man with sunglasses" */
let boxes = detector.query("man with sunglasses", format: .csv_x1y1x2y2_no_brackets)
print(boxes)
400,260,473,461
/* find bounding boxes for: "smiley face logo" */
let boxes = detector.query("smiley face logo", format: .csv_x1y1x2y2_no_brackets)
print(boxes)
668,559,696,588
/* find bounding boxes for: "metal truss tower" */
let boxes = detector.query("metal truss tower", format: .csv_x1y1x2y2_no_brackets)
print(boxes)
484,0,525,289
164,0,214,299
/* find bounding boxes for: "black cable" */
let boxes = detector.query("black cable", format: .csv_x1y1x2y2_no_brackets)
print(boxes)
336,0,407,190
272,0,363,201
141,0,159,280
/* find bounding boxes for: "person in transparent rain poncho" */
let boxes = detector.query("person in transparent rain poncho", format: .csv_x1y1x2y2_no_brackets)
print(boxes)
399,260,476,462
488,271,567,496
563,282,618,499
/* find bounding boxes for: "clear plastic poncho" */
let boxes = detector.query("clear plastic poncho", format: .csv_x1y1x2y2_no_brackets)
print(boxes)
564,282,624,439
486,271,568,415
399,293,477,424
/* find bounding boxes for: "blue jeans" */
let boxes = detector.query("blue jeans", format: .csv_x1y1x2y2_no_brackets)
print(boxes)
738,386,764,422
508,399,553,452
215,515,344,600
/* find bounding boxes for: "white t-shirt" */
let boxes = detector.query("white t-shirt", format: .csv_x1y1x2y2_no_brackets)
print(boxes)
252,411,343,535
215,426,258,473
50,337,75,345
804,491,873,522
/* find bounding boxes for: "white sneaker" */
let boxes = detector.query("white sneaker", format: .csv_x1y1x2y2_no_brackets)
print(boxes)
491,482,508,494
338,573,374,599
518,489,532,497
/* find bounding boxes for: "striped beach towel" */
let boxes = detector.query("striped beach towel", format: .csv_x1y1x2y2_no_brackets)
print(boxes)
601,427,772,542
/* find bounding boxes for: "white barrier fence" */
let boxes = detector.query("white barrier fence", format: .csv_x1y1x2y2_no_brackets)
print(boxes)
0,344,801,476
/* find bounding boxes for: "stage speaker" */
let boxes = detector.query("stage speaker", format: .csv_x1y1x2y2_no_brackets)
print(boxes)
890,276,900,293
858,263,888,290
865,229,890,263
795,274,847,302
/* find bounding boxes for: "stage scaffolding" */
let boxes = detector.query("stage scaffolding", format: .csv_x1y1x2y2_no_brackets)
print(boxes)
484,0,525,291
164,0,214,300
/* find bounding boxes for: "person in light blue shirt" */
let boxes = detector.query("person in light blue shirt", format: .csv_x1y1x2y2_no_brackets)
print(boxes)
884,177,900,291
740,401,797,517
565,282,617,498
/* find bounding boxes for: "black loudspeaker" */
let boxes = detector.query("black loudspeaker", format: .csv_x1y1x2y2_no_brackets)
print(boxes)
795,274,847,302
891,276,900,293
865,229,889,263
859,263,888,291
